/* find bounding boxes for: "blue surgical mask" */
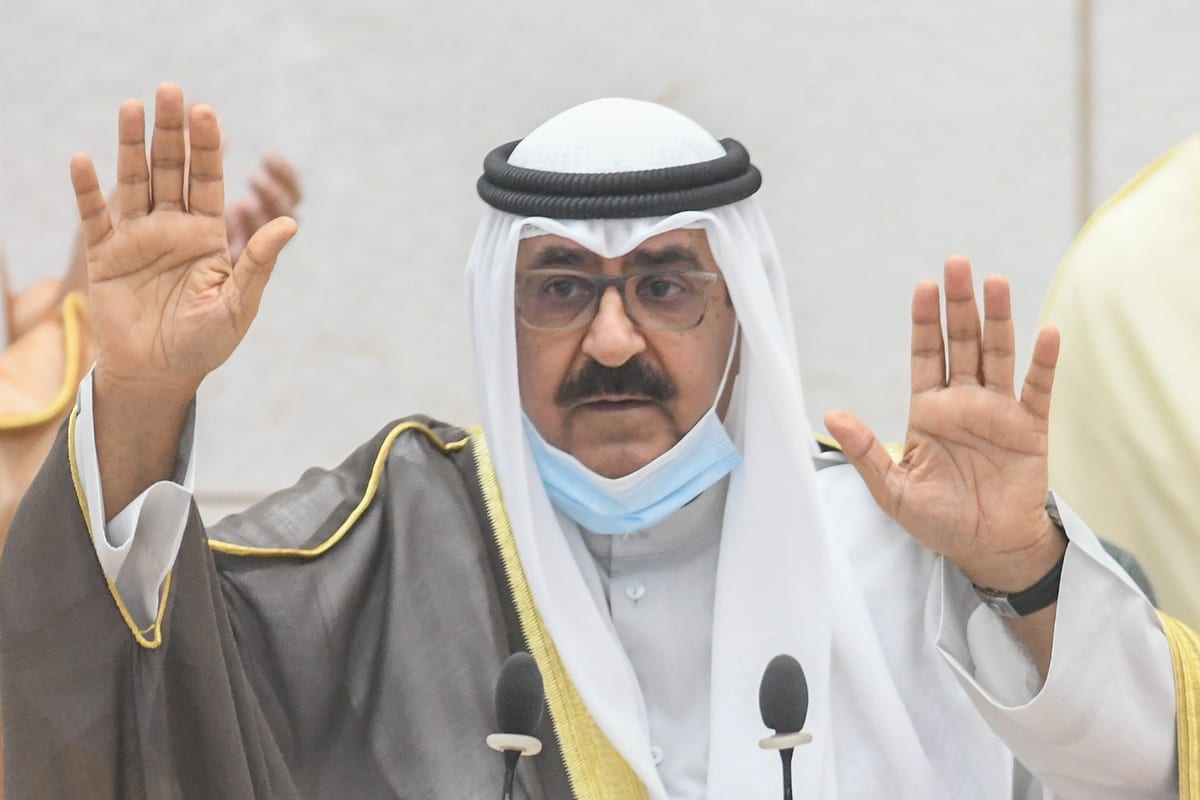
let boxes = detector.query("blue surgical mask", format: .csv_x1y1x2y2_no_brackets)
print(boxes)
524,326,742,535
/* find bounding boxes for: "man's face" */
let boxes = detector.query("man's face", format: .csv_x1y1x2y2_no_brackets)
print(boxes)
516,228,738,479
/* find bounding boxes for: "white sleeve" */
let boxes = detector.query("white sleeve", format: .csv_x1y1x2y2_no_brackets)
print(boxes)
935,493,1177,800
73,370,196,628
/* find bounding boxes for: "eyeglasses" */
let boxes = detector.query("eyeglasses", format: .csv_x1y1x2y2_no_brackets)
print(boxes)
516,269,722,332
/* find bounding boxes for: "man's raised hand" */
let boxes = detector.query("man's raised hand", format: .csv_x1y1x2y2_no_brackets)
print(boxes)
71,83,297,405
824,256,1065,594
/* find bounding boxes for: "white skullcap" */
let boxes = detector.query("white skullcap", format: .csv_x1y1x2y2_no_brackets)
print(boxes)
508,98,727,173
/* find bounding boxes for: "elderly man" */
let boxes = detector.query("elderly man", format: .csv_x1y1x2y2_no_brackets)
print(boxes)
0,84,1195,799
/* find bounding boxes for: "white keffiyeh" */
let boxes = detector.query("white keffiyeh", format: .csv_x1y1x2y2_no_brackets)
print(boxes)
465,98,971,798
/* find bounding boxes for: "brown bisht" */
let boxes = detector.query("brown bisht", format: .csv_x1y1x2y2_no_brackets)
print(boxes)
0,414,605,799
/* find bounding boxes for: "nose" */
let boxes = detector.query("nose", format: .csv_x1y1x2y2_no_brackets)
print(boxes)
581,287,646,367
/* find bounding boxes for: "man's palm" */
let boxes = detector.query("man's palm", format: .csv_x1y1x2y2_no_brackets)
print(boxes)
889,385,1049,560
71,84,296,399
826,257,1060,584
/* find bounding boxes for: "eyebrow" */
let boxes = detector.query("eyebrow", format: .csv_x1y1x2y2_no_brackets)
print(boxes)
529,245,596,269
627,245,703,271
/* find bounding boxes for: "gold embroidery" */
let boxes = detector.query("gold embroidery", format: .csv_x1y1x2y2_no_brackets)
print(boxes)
470,426,648,800
1161,612,1200,799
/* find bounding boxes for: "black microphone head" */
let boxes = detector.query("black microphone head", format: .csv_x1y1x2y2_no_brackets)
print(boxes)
495,652,545,736
759,654,808,734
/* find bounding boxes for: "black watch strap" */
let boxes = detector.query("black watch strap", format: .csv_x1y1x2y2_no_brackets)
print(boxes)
972,503,1069,619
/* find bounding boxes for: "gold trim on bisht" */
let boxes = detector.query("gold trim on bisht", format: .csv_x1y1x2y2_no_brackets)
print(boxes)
470,426,649,800
70,418,469,647
1161,612,1200,799
68,404,173,649
207,421,468,558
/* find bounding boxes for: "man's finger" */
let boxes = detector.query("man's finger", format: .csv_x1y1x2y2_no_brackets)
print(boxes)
70,154,114,248
116,100,150,220
186,104,224,219
944,255,983,386
981,275,1016,395
1020,326,1061,420
911,280,946,394
149,83,187,211
824,409,899,515
227,216,298,322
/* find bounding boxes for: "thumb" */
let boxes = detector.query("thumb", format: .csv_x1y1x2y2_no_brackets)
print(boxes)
824,408,900,514
227,215,298,322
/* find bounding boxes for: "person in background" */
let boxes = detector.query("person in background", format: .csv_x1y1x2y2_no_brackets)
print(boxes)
1041,133,1200,630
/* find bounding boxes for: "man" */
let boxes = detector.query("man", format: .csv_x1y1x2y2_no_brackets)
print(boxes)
0,84,1195,798
1041,133,1200,630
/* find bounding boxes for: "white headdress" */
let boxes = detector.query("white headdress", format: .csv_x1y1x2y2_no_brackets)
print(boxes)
466,99,959,798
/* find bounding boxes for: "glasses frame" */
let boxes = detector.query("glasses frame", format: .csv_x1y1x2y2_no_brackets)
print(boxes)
515,268,722,333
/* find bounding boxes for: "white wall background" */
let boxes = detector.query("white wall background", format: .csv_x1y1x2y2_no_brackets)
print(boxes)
1,1,1196,520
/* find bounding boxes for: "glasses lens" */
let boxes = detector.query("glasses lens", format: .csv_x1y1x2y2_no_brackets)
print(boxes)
517,272,597,330
629,272,712,331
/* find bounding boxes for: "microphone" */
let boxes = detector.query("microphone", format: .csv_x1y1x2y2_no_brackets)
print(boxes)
487,652,545,800
758,654,812,800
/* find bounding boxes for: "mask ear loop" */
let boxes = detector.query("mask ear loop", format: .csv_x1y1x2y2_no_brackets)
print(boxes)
710,321,740,413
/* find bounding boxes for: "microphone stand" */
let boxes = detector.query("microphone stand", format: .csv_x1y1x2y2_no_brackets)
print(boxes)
759,731,810,800
779,747,793,800
487,734,542,800
500,749,520,800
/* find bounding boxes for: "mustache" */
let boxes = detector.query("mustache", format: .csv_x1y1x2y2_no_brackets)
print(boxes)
556,358,677,406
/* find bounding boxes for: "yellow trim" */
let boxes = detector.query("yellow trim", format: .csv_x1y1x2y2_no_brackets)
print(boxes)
814,433,842,452
470,426,648,800
0,291,89,430
67,404,170,650
814,433,905,464
207,421,469,558
63,418,468,648
1041,136,1196,322
1161,612,1200,799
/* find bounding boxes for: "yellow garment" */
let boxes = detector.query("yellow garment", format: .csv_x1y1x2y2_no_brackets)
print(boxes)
1162,614,1200,799
0,285,92,546
1041,134,1200,629
0,279,91,800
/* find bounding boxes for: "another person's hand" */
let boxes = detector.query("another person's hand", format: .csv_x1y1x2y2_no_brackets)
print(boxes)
226,153,302,264
825,256,1064,593
71,83,297,406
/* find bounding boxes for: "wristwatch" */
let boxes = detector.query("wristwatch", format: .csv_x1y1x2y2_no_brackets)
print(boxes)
971,502,1068,619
